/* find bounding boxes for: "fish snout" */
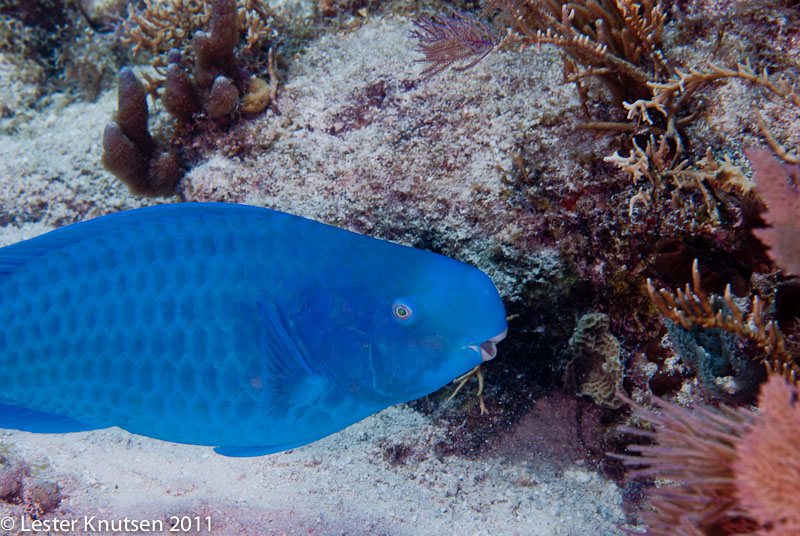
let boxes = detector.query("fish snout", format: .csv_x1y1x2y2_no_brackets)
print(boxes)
465,328,507,362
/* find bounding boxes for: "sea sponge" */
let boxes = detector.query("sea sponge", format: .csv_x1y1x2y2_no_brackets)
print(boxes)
240,76,271,114
568,312,625,408
101,68,183,196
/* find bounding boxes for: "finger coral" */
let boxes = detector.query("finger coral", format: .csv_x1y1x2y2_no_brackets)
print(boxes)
617,372,800,535
103,0,280,196
101,68,183,196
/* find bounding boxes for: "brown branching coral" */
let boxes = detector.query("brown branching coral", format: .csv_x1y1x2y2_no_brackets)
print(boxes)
605,138,753,226
647,259,797,381
636,60,800,129
492,0,669,103
616,372,800,536
121,0,208,56
410,0,671,104
121,0,280,58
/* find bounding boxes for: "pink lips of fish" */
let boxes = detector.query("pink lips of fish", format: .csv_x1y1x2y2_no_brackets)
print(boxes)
466,328,508,362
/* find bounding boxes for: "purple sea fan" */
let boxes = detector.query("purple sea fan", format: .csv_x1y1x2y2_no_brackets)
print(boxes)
410,11,499,77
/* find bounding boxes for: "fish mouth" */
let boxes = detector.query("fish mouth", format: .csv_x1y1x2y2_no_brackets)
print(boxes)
465,328,508,362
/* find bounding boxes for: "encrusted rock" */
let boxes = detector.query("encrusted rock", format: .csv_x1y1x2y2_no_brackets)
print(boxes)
20,476,61,516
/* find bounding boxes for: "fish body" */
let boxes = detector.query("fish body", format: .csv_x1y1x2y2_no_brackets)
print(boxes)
0,203,506,456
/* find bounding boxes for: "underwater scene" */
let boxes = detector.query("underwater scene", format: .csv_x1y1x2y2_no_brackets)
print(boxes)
0,0,798,534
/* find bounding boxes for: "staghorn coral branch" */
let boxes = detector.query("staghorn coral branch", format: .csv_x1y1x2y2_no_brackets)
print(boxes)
646,59,800,118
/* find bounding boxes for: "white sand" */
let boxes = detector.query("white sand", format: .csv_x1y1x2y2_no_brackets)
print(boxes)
1,404,627,535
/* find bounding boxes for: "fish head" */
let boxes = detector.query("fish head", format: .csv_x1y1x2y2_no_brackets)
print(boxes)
315,248,508,406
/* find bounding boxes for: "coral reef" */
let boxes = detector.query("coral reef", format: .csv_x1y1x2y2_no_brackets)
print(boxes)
0,0,122,100
665,319,762,402
2,0,800,531
617,372,800,535
648,258,797,382
102,0,280,196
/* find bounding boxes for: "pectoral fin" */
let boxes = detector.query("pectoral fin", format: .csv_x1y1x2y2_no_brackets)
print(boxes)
255,298,330,409
0,402,104,433
213,442,307,457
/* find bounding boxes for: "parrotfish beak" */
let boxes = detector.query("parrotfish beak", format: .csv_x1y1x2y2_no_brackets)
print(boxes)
465,328,507,362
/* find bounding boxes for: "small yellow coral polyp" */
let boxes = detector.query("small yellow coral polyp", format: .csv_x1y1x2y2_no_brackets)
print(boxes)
734,375,800,535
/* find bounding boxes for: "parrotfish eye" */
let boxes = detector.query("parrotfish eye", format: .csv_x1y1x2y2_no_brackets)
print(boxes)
391,299,414,322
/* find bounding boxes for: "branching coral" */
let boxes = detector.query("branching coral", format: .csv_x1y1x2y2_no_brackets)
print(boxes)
410,1,798,233
616,372,800,535
605,136,755,227
648,259,797,381
121,0,280,60
493,0,669,103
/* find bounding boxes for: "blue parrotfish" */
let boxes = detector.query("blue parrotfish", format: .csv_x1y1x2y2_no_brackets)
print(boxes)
0,203,507,456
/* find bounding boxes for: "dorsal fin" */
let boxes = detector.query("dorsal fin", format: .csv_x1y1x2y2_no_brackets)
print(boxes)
214,442,308,457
